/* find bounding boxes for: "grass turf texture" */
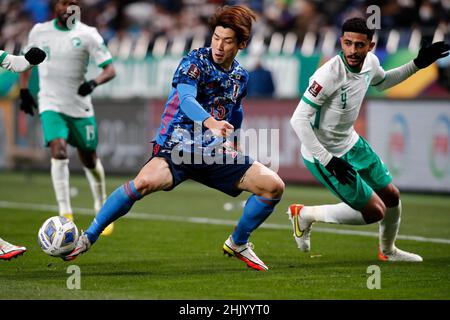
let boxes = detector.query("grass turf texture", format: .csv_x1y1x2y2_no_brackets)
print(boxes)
0,172,449,299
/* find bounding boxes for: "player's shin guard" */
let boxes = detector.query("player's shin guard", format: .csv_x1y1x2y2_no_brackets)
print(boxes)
85,181,142,244
379,200,401,254
51,158,72,216
83,158,107,212
232,195,280,245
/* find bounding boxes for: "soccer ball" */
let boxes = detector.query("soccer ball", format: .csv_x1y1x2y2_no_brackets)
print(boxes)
38,216,79,257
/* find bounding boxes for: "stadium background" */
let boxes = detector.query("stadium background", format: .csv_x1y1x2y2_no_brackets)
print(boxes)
0,0,449,192
0,0,449,301
0,0,450,192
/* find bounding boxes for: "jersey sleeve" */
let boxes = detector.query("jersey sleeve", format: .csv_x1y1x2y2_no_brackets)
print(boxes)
171,53,204,88
23,24,41,53
370,54,386,86
301,64,337,110
87,28,113,68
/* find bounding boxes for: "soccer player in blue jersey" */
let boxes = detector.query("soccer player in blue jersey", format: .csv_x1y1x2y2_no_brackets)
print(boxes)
64,5,285,271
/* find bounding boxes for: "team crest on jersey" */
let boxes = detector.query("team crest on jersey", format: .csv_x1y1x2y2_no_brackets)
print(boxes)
308,80,323,97
187,64,200,80
71,37,82,47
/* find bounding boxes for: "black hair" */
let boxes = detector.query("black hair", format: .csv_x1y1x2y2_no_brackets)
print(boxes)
342,17,374,40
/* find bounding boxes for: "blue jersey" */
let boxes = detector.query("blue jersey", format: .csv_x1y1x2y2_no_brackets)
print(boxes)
154,47,248,150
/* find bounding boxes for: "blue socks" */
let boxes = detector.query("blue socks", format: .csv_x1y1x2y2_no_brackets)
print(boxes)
85,181,142,244
232,195,280,245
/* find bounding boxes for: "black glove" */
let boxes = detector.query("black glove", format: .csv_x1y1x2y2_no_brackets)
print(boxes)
78,80,98,96
24,47,46,65
325,156,356,185
19,89,38,116
413,41,450,69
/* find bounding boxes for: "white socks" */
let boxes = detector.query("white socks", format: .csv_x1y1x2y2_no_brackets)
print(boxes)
83,159,107,213
51,158,72,215
379,201,401,254
302,202,367,225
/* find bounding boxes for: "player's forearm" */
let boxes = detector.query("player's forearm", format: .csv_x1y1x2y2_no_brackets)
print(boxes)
177,83,211,123
374,61,419,91
1,54,31,73
94,63,116,85
19,69,32,89
290,100,332,166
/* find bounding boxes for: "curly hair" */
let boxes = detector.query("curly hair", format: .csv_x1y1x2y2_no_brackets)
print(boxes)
342,17,375,40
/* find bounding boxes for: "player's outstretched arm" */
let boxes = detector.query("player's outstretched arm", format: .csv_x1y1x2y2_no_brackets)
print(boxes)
78,63,116,96
413,41,450,69
373,41,450,91
0,48,46,73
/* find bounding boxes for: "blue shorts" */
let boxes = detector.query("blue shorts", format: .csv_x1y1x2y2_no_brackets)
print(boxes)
150,143,254,197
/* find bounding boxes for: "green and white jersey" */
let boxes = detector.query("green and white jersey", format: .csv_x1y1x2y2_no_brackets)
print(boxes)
25,20,112,118
300,51,385,161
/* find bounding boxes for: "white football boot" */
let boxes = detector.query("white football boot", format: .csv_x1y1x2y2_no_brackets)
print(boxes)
63,233,91,261
287,204,314,252
223,235,268,271
0,239,26,260
378,246,423,262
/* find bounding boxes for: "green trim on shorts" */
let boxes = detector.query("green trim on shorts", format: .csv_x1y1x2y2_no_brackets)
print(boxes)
40,110,98,151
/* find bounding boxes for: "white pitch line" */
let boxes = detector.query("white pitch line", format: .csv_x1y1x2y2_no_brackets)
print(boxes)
1,200,450,245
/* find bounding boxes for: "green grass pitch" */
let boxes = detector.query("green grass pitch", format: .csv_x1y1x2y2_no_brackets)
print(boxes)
0,172,449,299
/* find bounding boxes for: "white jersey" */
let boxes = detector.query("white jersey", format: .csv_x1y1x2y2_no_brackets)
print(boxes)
0,50,31,72
300,51,385,161
25,20,112,118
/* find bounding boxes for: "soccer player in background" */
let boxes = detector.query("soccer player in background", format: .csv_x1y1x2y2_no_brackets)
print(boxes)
18,0,116,235
0,47,46,260
288,17,449,262
64,5,285,271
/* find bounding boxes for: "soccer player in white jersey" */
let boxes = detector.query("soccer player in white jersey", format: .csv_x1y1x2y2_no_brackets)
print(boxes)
0,47,46,260
19,0,116,235
288,17,449,262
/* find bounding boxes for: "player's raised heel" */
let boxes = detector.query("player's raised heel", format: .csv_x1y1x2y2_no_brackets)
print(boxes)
287,204,313,252
223,236,268,271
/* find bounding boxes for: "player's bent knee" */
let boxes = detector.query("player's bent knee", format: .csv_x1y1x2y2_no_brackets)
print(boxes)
52,149,68,160
133,176,157,196
262,176,285,199
362,202,386,224
386,187,400,208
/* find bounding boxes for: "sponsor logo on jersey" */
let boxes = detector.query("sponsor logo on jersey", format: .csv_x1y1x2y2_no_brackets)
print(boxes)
308,80,323,97
187,64,200,80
